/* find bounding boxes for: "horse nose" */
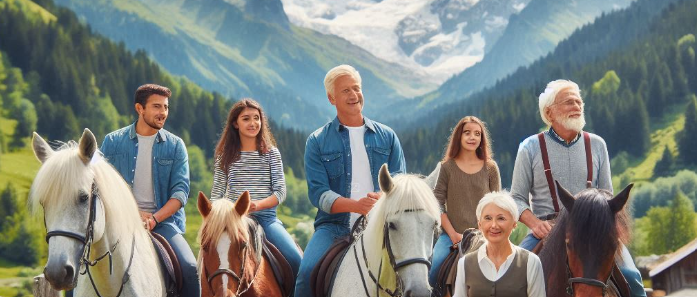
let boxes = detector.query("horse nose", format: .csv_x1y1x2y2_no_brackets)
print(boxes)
43,263,76,289
403,288,432,297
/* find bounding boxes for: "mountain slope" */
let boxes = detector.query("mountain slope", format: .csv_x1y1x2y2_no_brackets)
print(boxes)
281,0,533,83
397,0,694,185
55,0,435,129
384,0,633,123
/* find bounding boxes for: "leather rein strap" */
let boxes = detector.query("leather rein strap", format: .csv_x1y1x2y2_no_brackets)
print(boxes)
538,132,593,213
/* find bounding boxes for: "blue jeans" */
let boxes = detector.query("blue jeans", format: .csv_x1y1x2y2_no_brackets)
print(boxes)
428,233,453,291
294,223,349,297
520,233,646,297
154,224,200,297
256,216,303,277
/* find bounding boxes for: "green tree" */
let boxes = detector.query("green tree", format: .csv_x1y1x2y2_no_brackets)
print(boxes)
678,97,697,165
644,191,697,254
591,70,621,96
654,146,675,177
188,145,211,197
0,183,18,231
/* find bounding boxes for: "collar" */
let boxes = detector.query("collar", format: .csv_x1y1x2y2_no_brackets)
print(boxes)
128,122,166,142
477,241,517,264
332,116,376,133
548,127,581,147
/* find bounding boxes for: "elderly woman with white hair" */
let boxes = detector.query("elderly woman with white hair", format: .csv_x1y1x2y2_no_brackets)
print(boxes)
452,191,545,297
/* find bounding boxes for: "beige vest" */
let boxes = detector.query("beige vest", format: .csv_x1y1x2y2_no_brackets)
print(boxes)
464,248,529,297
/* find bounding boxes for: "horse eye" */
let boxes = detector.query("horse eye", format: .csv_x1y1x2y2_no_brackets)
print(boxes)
388,222,397,230
79,193,89,202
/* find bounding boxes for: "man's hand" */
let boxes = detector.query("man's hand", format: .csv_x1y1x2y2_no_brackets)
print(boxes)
520,209,552,239
448,232,463,245
354,196,378,216
249,201,258,213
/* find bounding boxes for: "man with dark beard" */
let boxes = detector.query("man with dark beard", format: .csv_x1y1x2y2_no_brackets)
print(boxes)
101,84,200,296
510,79,645,296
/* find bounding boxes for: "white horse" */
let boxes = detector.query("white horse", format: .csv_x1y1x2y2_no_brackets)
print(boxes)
330,164,441,297
29,129,166,296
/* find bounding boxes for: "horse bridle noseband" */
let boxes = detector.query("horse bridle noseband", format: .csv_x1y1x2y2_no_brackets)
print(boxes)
353,210,436,297
206,240,263,296
44,182,135,297
564,241,612,296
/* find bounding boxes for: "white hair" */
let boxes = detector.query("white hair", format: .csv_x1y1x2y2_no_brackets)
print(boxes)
538,79,581,126
475,191,520,222
324,64,362,97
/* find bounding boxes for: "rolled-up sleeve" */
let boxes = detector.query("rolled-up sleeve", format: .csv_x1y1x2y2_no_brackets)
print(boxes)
510,142,533,217
305,134,341,213
169,139,190,207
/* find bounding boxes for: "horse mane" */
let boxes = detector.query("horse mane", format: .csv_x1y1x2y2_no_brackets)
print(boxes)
29,142,142,239
540,188,631,282
363,174,441,272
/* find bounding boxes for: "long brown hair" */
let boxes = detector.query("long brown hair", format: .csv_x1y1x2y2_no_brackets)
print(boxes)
215,99,276,173
442,116,493,162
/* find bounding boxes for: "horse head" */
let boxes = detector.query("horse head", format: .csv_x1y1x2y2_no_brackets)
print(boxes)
198,191,268,297
555,181,633,297
361,164,441,297
30,129,109,290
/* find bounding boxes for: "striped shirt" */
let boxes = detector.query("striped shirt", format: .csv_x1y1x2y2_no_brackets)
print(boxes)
210,148,286,218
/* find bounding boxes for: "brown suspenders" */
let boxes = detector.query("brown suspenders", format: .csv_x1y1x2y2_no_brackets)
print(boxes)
537,131,593,213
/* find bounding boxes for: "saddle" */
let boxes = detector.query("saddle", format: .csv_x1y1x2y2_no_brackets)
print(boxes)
149,232,182,297
311,217,366,297
434,228,484,297
248,222,297,297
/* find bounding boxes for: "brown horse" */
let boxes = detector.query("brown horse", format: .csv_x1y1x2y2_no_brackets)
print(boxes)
538,181,633,297
197,191,283,297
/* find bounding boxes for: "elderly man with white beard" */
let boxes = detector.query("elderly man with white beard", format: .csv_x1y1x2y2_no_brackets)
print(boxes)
511,79,646,296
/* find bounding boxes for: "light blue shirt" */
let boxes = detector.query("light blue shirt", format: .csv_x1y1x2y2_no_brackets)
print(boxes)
101,122,190,233
304,116,406,228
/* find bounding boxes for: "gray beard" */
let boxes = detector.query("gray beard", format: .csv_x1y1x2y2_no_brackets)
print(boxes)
560,115,586,132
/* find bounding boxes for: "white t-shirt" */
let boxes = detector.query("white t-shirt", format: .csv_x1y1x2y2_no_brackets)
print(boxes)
133,133,157,213
346,125,374,226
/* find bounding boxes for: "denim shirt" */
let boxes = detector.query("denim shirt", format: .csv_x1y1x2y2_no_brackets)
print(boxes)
304,116,406,228
100,123,190,233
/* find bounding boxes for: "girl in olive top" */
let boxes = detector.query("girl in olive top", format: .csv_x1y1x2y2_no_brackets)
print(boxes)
428,116,501,293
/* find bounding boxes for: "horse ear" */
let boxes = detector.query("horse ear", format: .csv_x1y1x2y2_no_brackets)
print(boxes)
32,132,54,163
198,191,212,218
78,128,98,165
609,183,633,213
234,191,251,216
556,180,575,211
379,164,394,194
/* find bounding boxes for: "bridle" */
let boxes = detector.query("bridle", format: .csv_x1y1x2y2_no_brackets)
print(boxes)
205,239,263,296
564,240,612,296
44,182,135,297
353,210,437,297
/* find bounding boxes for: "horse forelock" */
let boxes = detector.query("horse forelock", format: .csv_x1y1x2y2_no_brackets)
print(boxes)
568,189,621,276
363,174,441,272
198,199,250,250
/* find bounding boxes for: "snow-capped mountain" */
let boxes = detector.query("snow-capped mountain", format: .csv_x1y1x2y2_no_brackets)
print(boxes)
281,0,531,83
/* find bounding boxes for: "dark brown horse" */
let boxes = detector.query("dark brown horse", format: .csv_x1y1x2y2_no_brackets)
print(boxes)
197,191,283,297
538,181,633,297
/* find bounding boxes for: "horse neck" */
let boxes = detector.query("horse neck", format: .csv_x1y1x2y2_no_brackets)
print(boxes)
356,223,399,295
